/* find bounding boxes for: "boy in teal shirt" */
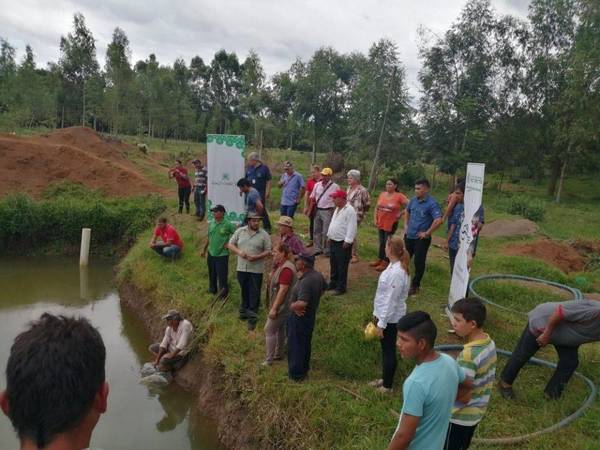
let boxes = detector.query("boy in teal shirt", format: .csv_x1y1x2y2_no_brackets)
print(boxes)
201,205,237,299
389,311,467,450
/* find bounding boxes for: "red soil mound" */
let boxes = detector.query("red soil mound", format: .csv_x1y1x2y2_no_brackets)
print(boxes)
0,127,166,198
503,239,586,273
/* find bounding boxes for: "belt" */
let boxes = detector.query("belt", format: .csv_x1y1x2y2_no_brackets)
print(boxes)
317,207,334,210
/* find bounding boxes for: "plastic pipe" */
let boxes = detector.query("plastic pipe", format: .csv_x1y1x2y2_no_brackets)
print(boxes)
79,228,91,266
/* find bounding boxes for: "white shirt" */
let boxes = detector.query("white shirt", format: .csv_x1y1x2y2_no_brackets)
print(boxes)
310,180,339,209
372,262,409,328
327,203,357,244
160,319,194,355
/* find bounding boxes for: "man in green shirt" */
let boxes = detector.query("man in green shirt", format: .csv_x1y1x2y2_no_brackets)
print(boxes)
227,213,272,331
201,205,237,299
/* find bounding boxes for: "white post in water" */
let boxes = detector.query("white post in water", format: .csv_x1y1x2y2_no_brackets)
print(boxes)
80,228,91,266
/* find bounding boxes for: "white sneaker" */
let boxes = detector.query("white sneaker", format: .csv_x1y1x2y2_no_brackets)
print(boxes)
368,379,384,388
376,386,393,394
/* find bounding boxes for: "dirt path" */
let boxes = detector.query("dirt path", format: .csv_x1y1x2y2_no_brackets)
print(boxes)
481,219,538,237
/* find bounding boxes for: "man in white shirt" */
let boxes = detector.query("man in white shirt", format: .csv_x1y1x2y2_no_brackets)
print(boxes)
309,167,339,256
149,309,194,372
326,190,357,295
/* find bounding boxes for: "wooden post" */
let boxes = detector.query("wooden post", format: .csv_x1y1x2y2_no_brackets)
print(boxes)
80,228,91,266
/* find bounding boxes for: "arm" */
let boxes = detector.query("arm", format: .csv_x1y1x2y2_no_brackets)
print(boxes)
200,239,208,257
265,180,272,200
403,211,410,236
456,378,474,404
269,284,290,319
154,346,167,365
290,300,308,316
343,209,358,247
536,308,563,346
388,414,420,450
418,217,443,239
149,228,158,246
297,186,306,204
445,223,456,250
255,198,264,215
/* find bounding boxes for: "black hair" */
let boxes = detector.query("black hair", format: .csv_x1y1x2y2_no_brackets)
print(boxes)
451,297,487,328
158,216,168,224
386,177,400,192
5,313,106,448
396,311,437,348
237,178,251,188
175,159,182,164
455,181,466,193
415,178,430,188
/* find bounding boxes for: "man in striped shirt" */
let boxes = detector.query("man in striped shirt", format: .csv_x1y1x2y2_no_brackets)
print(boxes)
445,298,497,450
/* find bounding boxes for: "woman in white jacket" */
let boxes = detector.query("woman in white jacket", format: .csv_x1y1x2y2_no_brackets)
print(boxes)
369,235,410,393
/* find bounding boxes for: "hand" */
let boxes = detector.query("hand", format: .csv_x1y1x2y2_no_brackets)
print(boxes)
376,326,384,339
240,251,248,259
536,331,551,347
200,251,206,257
265,192,270,200
342,241,350,249
291,302,306,317
268,308,278,320
442,241,449,251
417,231,429,239
246,254,257,261
303,207,309,215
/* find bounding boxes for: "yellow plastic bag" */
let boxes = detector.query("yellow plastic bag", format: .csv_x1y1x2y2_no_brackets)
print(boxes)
364,322,379,341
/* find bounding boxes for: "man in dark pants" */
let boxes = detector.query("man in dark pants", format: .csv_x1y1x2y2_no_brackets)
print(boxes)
499,299,600,400
191,159,208,220
287,253,326,381
326,190,357,296
169,159,191,214
227,214,271,331
201,205,236,299
245,152,272,233
403,179,442,295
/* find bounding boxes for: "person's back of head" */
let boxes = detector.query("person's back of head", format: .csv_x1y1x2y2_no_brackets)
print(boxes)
397,311,437,349
1,313,108,449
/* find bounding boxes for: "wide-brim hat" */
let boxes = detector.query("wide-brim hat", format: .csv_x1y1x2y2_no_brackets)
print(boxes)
277,216,294,227
162,309,181,320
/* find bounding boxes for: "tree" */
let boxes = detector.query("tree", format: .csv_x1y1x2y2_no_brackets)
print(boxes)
240,51,266,146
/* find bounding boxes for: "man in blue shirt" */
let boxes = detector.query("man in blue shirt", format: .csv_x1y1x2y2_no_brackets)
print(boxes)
245,152,272,232
403,179,442,295
237,178,264,220
278,161,305,218
388,311,467,450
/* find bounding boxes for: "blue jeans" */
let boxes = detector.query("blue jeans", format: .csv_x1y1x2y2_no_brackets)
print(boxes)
280,203,298,218
152,244,181,258
194,188,206,218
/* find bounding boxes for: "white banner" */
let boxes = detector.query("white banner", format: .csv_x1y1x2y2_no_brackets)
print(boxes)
447,163,485,314
207,134,246,223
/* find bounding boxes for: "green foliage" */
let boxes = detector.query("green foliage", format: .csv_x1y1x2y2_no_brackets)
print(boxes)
505,195,547,222
0,183,166,254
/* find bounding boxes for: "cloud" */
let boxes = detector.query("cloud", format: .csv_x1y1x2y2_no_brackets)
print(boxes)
0,0,529,100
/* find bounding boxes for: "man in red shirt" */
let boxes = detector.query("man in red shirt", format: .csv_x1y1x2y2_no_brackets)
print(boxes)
169,160,192,214
150,217,184,259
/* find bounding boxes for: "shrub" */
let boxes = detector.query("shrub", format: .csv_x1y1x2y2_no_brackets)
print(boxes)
397,162,427,188
506,195,547,222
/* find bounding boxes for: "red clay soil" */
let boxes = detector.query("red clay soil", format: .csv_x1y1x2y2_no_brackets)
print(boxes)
0,127,167,198
503,239,586,273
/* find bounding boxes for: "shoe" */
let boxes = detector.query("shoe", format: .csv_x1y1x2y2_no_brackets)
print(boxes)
498,383,515,400
261,360,273,367
375,261,389,272
408,287,419,296
239,314,248,321
323,252,330,258
368,379,384,388
351,256,359,264
369,259,382,267
314,251,323,256
325,283,336,291
331,290,345,296
376,386,393,394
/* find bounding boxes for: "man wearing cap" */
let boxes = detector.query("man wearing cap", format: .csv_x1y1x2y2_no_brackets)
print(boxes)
246,152,272,233
201,205,237,299
278,161,305,218
288,253,327,381
309,167,339,256
149,310,194,372
227,214,272,331
192,159,208,220
326,190,357,295
277,216,306,256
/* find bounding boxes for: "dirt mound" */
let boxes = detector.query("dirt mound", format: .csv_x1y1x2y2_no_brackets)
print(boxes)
481,219,538,237
0,127,167,198
503,240,586,273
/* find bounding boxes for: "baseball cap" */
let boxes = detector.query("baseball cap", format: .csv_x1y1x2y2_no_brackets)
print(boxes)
330,189,347,199
247,213,263,220
192,159,201,164
162,309,181,320
295,253,315,265
321,167,333,176
210,204,226,213
277,216,294,227
247,152,260,161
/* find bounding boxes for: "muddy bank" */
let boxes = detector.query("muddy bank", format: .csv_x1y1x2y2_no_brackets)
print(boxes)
118,282,259,450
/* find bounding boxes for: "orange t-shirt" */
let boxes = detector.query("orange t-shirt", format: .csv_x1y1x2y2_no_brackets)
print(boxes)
376,192,408,232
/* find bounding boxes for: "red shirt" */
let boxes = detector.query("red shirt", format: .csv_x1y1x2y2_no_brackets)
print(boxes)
154,224,184,248
172,168,191,188
306,177,318,194
278,267,294,285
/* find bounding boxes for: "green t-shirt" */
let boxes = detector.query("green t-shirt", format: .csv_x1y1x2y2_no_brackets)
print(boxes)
208,219,237,257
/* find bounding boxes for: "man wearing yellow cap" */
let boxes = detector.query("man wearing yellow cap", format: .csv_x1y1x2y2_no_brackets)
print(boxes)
309,168,339,256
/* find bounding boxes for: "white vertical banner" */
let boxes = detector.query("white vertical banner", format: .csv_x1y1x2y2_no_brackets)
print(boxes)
207,134,246,224
447,163,485,314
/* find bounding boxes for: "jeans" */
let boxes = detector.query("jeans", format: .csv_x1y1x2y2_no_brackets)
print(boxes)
280,203,298,218
149,343,188,370
287,314,315,380
329,240,352,292
378,222,398,261
314,208,334,254
380,323,398,388
237,271,263,330
404,236,432,288
444,422,477,450
178,186,191,213
152,244,181,259
500,325,580,398
193,188,206,219
449,247,458,274
207,254,229,297
309,214,315,241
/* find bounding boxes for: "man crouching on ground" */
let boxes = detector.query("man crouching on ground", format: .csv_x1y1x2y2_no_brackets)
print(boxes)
149,309,194,372
1,313,109,450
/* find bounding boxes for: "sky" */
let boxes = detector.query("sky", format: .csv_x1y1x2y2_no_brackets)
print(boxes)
0,0,530,101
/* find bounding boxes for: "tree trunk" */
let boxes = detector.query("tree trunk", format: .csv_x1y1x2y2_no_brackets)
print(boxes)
368,67,397,192
555,159,567,204
497,171,504,192
82,80,86,127
547,159,562,197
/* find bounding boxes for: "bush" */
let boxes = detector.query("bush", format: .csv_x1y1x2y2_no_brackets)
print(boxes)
398,162,427,188
0,185,166,254
506,195,547,222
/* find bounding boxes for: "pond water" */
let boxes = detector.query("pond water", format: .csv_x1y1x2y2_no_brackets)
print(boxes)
0,257,222,450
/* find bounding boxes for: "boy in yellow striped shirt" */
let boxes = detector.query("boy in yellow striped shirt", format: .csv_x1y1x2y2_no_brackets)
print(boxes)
445,298,497,450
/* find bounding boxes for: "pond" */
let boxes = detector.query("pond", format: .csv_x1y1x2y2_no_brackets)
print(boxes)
0,257,222,450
